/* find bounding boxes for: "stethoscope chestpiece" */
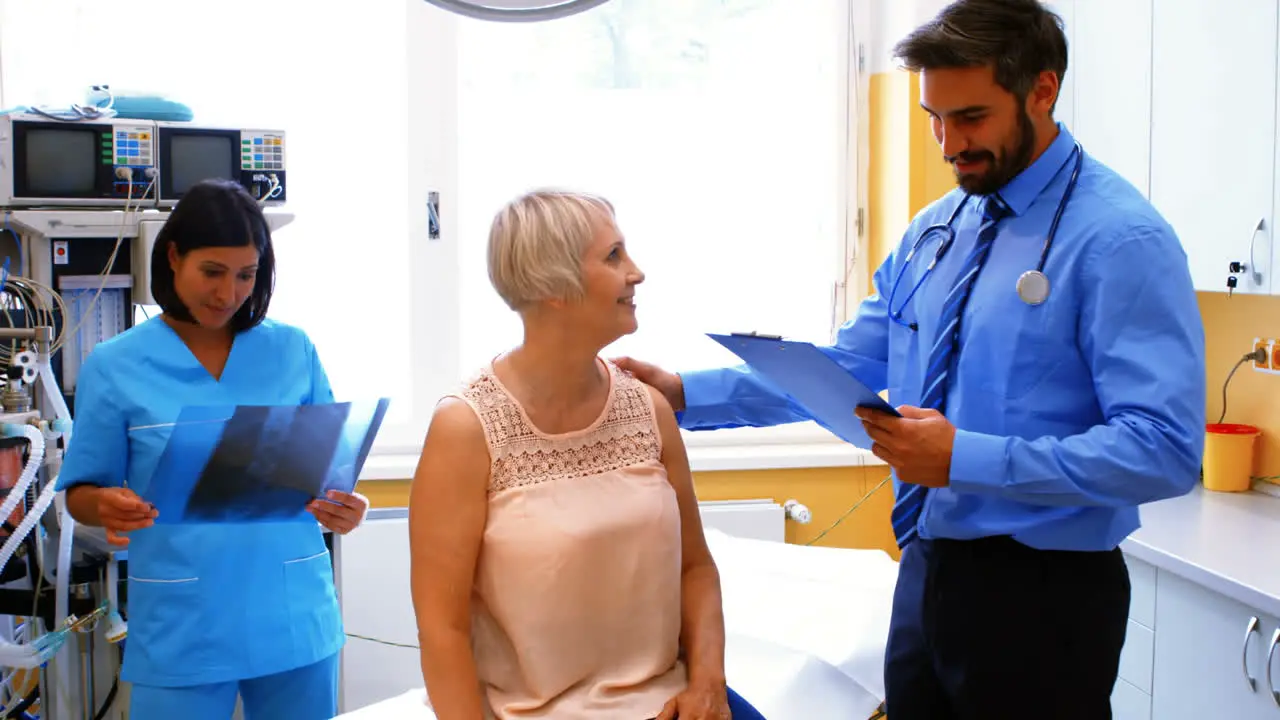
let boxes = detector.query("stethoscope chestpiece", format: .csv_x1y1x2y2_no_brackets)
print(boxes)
1016,270,1050,306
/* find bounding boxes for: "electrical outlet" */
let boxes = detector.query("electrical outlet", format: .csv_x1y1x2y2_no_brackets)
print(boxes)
1254,337,1277,373
1252,338,1269,368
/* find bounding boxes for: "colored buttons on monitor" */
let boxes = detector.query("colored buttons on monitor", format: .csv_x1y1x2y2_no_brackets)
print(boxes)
114,127,154,167
241,133,284,171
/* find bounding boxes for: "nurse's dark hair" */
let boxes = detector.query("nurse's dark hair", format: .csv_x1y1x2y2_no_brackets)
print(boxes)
149,179,275,333
891,0,1068,111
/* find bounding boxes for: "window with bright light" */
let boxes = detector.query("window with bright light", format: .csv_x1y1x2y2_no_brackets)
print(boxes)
450,0,862,447
455,0,855,388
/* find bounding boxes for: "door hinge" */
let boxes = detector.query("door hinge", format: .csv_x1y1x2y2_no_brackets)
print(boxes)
428,191,440,240
857,43,866,74
856,206,865,236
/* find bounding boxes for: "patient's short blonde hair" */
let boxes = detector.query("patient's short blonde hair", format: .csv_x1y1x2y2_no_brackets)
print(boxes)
487,189,615,311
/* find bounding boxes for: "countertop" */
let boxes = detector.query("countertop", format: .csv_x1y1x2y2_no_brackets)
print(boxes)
1123,485,1280,618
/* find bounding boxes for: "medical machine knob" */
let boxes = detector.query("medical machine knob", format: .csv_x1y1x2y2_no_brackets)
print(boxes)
2,367,31,414
12,351,36,385
783,498,812,524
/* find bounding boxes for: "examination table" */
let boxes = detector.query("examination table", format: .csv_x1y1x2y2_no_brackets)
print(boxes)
335,529,898,720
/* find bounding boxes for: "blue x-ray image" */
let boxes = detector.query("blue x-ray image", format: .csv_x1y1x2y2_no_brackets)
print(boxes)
143,398,390,524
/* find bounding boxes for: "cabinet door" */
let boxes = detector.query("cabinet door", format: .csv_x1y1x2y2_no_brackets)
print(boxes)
1071,0,1151,198
1112,679,1151,720
1150,0,1277,294
1151,571,1279,720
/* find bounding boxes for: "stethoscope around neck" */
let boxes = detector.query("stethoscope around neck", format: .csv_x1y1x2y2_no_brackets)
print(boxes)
886,142,1084,331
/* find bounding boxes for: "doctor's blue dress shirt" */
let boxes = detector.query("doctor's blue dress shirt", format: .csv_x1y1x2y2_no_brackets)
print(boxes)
54,317,344,687
679,125,1206,552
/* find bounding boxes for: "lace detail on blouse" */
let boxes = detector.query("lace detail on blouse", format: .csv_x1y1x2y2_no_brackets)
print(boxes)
456,363,661,494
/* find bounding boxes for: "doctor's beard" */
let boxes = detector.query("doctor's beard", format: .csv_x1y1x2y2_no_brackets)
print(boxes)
949,107,1037,196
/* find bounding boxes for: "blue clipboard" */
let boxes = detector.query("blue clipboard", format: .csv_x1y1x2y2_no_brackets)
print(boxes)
706,332,898,450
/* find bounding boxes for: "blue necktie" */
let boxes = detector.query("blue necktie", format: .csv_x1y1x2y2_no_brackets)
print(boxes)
890,195,1011,549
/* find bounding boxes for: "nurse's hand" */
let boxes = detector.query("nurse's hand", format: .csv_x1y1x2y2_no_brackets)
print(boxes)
308,490,369,535
857,405,955,487
95,487,158,546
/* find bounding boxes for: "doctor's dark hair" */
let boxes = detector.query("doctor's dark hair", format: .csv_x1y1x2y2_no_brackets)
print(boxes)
149,179,276,333
892,0,1068,111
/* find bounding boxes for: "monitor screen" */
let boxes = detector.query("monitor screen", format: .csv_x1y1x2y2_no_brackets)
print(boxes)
25,128,95,194
169,135,235,195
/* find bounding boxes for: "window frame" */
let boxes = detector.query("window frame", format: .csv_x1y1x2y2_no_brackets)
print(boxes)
0,0,875,474
368,0,876,475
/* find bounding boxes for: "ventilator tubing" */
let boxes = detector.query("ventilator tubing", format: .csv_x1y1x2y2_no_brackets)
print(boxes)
0,424,61,668
0,424,44,540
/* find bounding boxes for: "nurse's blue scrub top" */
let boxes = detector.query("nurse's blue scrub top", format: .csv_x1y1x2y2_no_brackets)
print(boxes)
54,316,344,688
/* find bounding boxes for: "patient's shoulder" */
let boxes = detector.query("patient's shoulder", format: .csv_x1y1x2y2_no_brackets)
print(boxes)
639,381,675,419
411,399,490,521
421,396,490,468
629,377,683,459
427,395,487,447
414,396,491,490
449,366,511,410
610,363,671,426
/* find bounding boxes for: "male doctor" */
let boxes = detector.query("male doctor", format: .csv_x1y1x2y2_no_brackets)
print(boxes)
616,0,1205,717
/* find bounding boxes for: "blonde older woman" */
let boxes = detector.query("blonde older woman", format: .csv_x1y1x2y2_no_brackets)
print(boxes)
408,190,766,720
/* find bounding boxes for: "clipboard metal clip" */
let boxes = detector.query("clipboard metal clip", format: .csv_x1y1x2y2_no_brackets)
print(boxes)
730,331,783,341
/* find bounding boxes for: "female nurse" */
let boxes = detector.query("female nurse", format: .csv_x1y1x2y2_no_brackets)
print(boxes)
55,179,368,719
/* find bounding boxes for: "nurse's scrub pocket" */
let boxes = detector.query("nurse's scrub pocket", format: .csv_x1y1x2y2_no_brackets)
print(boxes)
126,575,218,671
283,550,341,656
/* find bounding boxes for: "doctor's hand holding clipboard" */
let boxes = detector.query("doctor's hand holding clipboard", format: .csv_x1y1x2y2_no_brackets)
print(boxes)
853,406,955,489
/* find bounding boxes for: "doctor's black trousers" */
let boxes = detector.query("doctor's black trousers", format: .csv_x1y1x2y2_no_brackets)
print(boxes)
883,534,1131,720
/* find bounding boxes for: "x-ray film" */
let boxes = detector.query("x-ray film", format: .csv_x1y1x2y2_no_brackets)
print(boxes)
143,398,390,524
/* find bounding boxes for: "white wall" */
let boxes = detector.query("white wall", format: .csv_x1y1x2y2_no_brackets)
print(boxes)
868,0,951,74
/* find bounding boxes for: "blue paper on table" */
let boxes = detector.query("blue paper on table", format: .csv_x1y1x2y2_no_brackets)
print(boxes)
706,333,898,450
143,398,390,524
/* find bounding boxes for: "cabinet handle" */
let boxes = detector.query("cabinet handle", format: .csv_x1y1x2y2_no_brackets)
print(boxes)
1244,616,1261,691
1249,216,1266,286
1268,628,1280,706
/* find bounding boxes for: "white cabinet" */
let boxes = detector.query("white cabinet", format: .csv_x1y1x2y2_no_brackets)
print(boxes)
1069,0,1152,198
1113,680,1152,720
1052,0,1154,197
1064,0,1280,295
1113,557,1156,720
1149,0,1277,295
1045,0,1075,131
1150,569,1280,719
1117,553,1280,718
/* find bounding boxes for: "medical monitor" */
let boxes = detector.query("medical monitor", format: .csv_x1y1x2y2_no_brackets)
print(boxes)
0,113,160,208
155,122,287,207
